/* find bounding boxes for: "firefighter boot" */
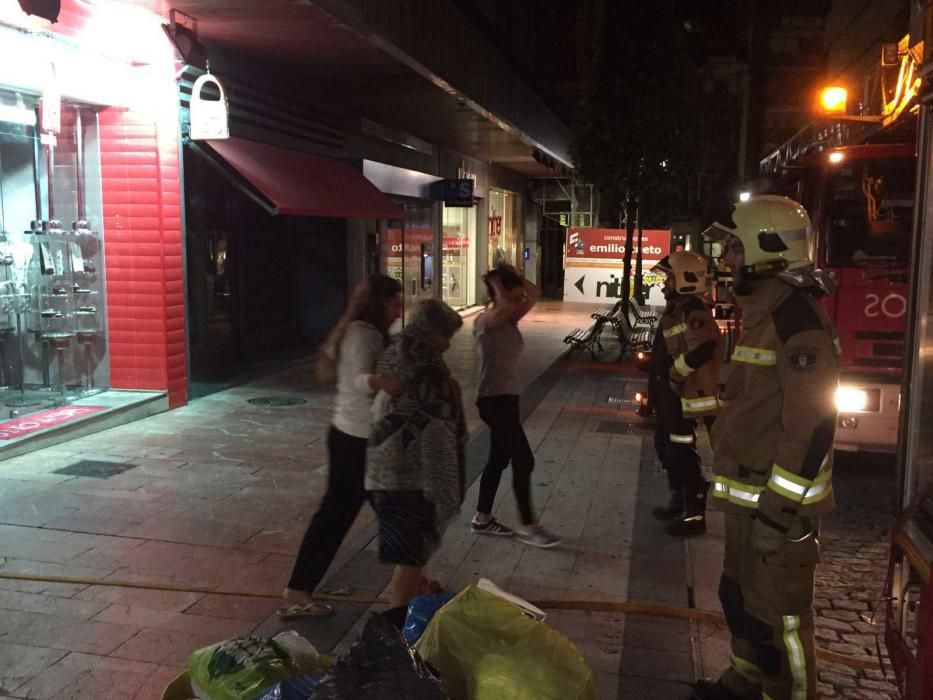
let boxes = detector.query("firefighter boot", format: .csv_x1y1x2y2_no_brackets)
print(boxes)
691,678,756,700
652,489,683,521
664,481,708,537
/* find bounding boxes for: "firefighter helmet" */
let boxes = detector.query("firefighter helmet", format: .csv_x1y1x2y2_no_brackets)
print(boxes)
651,251,709,294
704,195,813,273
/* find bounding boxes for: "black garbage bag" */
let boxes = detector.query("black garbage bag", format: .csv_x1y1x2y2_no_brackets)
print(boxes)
311,614,447,699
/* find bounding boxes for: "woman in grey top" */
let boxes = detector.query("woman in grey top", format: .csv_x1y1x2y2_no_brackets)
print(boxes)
471,264,561,547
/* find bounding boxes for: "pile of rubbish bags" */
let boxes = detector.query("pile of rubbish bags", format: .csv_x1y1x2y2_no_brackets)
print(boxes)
162,579,594,700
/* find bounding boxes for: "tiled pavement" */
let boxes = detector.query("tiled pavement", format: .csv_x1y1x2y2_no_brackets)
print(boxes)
0,301,901,699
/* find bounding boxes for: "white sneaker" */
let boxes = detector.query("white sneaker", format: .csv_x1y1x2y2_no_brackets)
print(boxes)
516,527,562,548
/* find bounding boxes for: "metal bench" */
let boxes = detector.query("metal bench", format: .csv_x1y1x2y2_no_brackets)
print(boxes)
564,303,623,359
630,299,657,326
563,324,604,359
612,307,654,359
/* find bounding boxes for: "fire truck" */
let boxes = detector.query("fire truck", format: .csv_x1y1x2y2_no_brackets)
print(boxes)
755,82,916,454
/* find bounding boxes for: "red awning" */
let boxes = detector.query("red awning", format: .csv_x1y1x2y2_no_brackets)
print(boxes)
204,137,405,219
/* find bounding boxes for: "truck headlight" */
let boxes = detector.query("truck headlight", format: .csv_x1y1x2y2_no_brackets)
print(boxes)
835,387,868,412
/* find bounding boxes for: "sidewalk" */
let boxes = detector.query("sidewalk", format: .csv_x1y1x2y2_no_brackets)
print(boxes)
0,301,899,699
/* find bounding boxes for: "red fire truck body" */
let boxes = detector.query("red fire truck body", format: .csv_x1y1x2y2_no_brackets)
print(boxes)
760,139,913,452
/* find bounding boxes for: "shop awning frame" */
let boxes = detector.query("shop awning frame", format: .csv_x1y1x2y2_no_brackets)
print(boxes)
185,137,405,220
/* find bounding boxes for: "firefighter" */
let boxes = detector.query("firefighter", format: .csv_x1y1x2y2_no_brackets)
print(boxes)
694,195,840,700
648,250,722,537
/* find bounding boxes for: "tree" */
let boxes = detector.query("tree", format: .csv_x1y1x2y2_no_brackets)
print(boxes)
571,1,697,308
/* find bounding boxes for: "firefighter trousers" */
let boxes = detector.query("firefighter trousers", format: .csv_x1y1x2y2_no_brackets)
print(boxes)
659,416,709,517
718,512,820,700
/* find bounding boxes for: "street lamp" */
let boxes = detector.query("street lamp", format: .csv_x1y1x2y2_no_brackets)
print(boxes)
819,87,848,115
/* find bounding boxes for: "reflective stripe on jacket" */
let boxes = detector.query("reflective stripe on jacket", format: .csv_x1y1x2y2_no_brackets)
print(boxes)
662,294,722,417
710,278,841,524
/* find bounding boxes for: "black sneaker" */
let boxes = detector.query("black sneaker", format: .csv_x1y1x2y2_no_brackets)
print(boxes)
664,514,707,537
471,518,514,536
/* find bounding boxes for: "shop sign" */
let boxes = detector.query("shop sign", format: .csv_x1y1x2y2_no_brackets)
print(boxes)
488,214,502,239
189,73,229,140
431,178,475,207
563,227,671,305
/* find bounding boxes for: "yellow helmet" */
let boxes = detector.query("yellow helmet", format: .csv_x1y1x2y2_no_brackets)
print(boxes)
651,251,709,294
704,195,813,273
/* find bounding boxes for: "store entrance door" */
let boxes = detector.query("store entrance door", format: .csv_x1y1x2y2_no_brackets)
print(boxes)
383,199,436,323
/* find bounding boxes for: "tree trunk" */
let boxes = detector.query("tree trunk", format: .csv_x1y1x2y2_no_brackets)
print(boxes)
634,201,644,303
621,192,635,312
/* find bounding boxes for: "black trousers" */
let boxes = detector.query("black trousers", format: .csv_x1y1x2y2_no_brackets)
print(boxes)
288,426,368,592
476,395,536,525
659,414,713,517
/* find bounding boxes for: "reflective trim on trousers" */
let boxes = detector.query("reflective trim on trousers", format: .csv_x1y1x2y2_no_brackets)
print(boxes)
783,615,808,700
664,323,687,339
731,345,777,366
673,354,693,377
711,476,763,508
682,396,719,414
669,433,695,444
833,337,842,356
729,653,761,683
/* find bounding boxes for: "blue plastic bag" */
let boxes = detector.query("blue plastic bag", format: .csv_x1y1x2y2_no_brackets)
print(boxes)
402,592,456,644
252,674,322,700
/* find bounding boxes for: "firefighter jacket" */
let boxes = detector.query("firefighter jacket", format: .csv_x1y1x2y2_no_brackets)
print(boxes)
663,293,723,418
649,293,721,430
710,277,841,529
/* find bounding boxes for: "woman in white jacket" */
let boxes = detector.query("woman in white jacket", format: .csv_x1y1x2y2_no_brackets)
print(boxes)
280,274,403,618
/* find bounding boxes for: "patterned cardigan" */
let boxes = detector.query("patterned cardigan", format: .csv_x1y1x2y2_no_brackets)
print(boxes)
365,321,467,530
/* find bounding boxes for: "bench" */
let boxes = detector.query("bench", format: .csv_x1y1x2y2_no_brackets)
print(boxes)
611,307,654,359
563,303,622,359
630,298,657,326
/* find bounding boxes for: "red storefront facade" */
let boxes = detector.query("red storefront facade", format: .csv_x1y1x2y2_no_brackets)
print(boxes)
0,0,187,424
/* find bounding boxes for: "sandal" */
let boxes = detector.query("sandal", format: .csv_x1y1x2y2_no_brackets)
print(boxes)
276,601,334,619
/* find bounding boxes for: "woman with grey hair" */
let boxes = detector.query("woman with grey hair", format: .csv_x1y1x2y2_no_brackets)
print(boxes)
366,298,467,608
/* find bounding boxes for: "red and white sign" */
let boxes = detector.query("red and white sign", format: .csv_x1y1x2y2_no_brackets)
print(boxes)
0,406,105,440
564,228,672,305
565,227,670,262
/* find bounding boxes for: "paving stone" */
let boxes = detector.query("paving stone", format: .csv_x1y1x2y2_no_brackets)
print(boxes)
621,647,693,684
182,594,282,623
0,589,108,621
822,609,862,623
819,671,858,688
91,604,254,638
0,609,138,656
11,652,157,699
0,642,66,696
819,617,857,633
109,628,221,667
72,586,205,613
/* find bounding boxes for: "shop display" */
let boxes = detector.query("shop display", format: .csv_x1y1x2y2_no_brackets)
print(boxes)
0,217,104,407
0,96,109,416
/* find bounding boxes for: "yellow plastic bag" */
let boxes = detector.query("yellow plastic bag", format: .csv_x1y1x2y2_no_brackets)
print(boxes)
415,585,595,700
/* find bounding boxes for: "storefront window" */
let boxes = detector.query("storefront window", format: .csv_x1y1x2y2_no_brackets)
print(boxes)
0,90,108,411
381,198,436,322
442,204,475,308
487,189,522,271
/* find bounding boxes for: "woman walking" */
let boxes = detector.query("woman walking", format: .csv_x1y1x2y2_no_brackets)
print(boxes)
280,274,403,618
366,299,467,609
471,264,561,547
